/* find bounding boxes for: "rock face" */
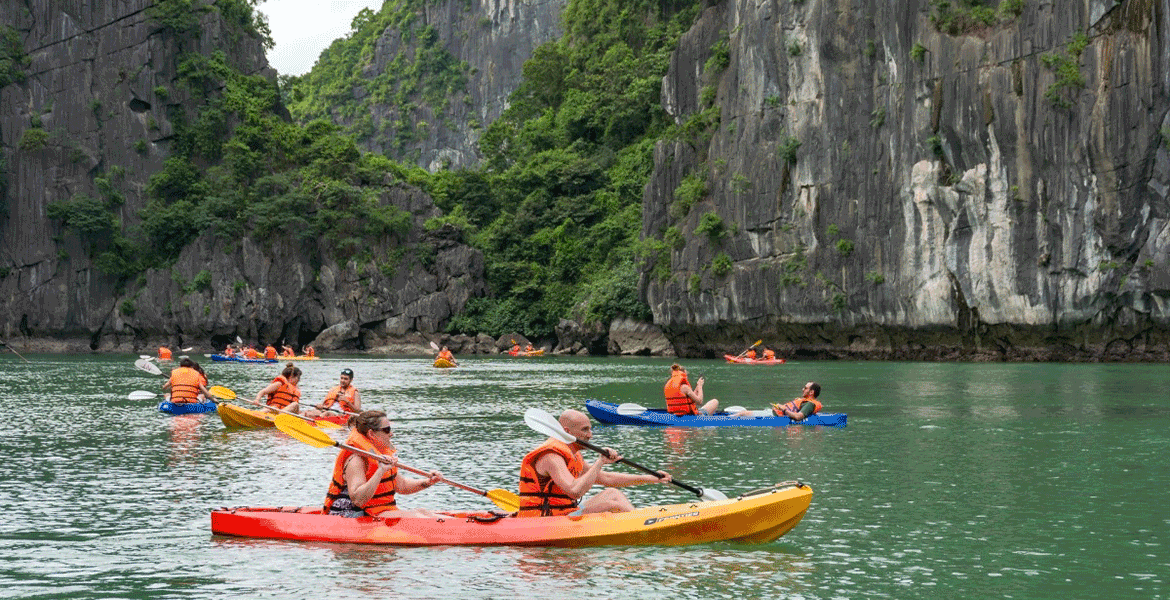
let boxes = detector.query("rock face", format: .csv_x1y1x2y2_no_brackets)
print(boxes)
0,1,485,353
643,0,1170,360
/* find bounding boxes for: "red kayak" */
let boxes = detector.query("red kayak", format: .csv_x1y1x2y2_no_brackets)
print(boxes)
723,354,786,365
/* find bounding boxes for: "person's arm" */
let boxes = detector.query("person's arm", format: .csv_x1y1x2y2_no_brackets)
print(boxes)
535,450,617,499
681,377,705,402
351,389,362,412
597,469,672,487
162,377,173,391
345,455,392,508
396,469,442,495
253,381,279,404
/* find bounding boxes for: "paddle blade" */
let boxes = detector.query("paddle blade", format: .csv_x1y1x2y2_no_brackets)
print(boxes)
181,346,193,352
429,341,440,351
314,419,343,430
236,336,243,345
523,408,574,443
139,355,153,360
209,385,236,400
752,339,762,347
616,403,650,416
128,390,157,400
274,414,337,448
486,489,520,512
723,406,746,414
700,488,729,502
134,359,162,376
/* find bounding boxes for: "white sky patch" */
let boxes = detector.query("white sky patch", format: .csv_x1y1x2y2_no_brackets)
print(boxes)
258,0,385,76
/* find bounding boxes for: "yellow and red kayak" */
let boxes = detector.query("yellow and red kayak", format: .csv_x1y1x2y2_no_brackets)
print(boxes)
433,358,457,368
210,483,811,547
507,349,545,357
217,403,346,429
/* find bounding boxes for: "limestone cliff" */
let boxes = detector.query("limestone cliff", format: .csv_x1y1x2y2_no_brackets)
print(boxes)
643,0,1169,360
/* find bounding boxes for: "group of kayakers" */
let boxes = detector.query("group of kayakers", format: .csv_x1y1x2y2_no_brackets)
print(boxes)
222,343,316,360
663,362,823,421
250,363,362,418
742,347,777,361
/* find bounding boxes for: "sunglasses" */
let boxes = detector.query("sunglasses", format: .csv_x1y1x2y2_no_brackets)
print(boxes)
376,426,392,434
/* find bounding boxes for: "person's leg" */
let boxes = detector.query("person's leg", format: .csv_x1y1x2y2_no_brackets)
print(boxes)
579,488,634,514
699,399,719,414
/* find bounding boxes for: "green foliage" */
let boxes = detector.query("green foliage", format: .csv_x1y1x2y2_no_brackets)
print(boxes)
154,86,169,100
191,269,212,292
779,136,801,164
1161,127,1170,150
663,226,685,250
825,224,840,237
688,273,702,294
835,239,855,257
147,0,209,37
910,42,927,62
731,172,751,194
0,267,8,279
831,292,846,312
778,245,807,288
120,299,136,316
928,135,944,156
1040,44,1085,109
134,139,148,153
672,171,706,218
0,26,29,89
711,252,733,277
19,127,48,151
865,271,886,284
214,0,275,50
694,211,726,242
870,106,886,129
47,194,116,235
704,35,730,76
930,0,1024,35
787,41,802,57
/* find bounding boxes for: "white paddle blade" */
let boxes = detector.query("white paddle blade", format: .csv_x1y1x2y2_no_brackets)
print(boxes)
700,488,729,502
616,403,650,416
139,355,152,360
723,406,746,414
523,408,575,443
134,358,163,376
128,390,157,400
181,347,193,352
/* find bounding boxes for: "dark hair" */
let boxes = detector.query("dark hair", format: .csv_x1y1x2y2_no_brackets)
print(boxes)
341,368,354,378
281,363,302,379
807,382,821,398
179,357,196,368
350,410,387,433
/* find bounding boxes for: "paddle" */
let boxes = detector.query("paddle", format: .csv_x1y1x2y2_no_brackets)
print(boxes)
139,354,155,360
208,385,342,430
128,390,160,400
523,408,728,502
272,414,519,511
0,339,30,363
617,402,746,416
181,346,193,352
733,340,763,360
134,358,163,376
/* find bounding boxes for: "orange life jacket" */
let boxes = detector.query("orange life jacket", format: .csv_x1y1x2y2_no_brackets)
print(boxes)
158,347,172,360
306,347,316,357
774,397,823,416
168,367,203,403
746,349,756,359
282,348,295,357
322,384,358,413
763,349,776,359
224,347,235,357
664,372,696,416
265,375,300,409
438,350,454,362
518,438,584,517
264,345,276,359
510,345,520,355
323,429,398,516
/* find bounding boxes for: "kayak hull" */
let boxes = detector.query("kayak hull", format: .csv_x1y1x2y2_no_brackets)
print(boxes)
210,484,811,547
433,358,456,368
586,399,847,428
723,354,786,365
507,349,545,357
158,400,217,414
216,403,348,429
211,354,277,364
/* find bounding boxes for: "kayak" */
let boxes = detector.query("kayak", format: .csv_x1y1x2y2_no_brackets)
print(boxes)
585,399,847,428
210,483,811,547
286,355,319,360
216,403,347,429
433,358,457,368
158,400,217,414
723,354,786,365
508,349,545,357
211,354,277,364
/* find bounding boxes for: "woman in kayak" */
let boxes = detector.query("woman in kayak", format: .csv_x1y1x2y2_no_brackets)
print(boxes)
323,410,442,518
518,409,672,517
162,357,210,403
664,364,718,416
254,363,302,414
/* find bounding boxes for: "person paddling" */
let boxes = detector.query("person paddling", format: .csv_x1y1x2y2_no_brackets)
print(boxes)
517,409,672,517
254,362,303,414
437,346,456,365
323,410,441,518
162,358,210,404
158,346,173,361
264,344,277,360
306,368,362,418
664,364,718,416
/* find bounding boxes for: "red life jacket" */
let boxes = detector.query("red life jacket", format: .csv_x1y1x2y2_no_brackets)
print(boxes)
265,375,300,409
517,439,584,517
323,430,398,515
664,372,696,416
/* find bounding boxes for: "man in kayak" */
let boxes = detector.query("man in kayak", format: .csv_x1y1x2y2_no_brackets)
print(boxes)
664,364,719,416
773,381,823,421
324,410,442,518
762,348,777,360
306,368,362,418
517,409,672,517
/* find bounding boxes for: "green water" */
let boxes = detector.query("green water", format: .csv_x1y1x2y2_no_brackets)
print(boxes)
0,354,1166,599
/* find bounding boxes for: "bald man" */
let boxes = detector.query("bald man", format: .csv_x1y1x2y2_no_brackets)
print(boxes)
516,410,673,517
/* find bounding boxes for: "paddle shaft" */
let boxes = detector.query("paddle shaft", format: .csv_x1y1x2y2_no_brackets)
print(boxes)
237,396,324,426
336,441,490,497
734,340,762,360
0,340,30,363
571,437,706,499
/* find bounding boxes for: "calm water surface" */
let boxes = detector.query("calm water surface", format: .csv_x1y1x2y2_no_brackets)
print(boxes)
0,353,1166,599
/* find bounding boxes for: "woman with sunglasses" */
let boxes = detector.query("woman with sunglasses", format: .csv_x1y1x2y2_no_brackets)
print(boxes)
323,410,442,518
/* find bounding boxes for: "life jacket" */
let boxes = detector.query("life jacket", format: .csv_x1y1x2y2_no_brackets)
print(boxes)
323,429,398,516
322,384,358,413
224,347,235,357
438,350,454,362
168,366,202,403
510,345,520,355
746,349,756,359
264,345,277,359
245,348,261,359
306,347,316,357
774,397,823,417
664,372,696,416
282,348,295,357
763,349,776,359
517,438,584,517
158,347,172,360
265,374,300,409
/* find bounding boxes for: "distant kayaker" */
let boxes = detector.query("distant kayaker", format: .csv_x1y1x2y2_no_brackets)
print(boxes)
254,362,302,414
517,409,672,517
304,345,316,358
158,346,173,361
731,381,823,419
306,368,362,418
223,345,235,357
162,357,210,404
281,344,295,358
323,410,441,518
762,348,776,360
664,364,719,416
524,343,535,354
510,343,521,355
437,346,456,365
745,348,757,360
264,344,277,360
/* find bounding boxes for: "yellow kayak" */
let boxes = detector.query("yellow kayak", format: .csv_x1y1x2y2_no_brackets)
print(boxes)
433,358,457,368
286,355,319,360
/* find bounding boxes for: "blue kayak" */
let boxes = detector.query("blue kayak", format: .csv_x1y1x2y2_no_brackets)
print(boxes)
585,400,847,428
158,400,217,415
210,354,277,364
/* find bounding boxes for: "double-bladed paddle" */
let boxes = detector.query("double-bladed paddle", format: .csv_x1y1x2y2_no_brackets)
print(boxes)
733,340,763,360
272,414,519,512
208,385,342,430
615,402,746,416
134,358,163,376
128,390,160,400
523,407,728,502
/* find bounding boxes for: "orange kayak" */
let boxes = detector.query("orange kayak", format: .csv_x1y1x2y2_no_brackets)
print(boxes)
433,358,457,368
216,403,346,429
210,483,811,547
